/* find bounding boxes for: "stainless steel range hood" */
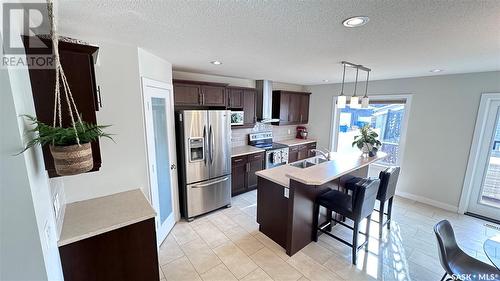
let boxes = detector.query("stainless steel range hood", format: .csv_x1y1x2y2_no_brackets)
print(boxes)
256,80,280,123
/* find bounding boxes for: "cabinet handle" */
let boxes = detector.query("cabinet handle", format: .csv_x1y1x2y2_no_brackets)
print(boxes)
202,92,205,105
234,158,243,163
228,96,231,107
199,92,202,104
246,162,250,172
97,86,102,108
300,114,302,123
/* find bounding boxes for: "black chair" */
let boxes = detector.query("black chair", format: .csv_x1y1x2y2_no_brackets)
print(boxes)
312,178,380,264
344,166,400,238
434,220,499,281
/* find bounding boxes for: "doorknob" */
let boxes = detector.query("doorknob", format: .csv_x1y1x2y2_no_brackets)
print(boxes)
170,164,177,170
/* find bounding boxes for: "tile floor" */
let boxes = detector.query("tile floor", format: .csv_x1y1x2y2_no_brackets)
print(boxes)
158,190,499,281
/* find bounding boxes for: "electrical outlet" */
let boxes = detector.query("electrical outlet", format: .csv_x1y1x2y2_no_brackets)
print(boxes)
287,129,291,135
283,188,289,198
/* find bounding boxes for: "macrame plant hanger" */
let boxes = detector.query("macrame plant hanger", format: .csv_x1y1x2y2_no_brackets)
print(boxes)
47,0,82,145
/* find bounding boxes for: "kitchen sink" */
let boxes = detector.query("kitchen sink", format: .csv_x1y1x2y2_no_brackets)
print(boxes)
308,157,328,165
290,161,316,168
290,156,329,169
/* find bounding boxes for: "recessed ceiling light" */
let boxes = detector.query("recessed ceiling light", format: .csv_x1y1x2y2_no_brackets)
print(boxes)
430,69,443,73
342,16,369,28
210,60,222,65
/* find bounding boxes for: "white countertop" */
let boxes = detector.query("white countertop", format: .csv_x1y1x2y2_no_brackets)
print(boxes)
58,189,156,247
231,145,265,157
276,138,317,147
256,152,387,187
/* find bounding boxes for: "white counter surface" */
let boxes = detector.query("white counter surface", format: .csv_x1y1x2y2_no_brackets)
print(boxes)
231,145,265,157
58,189,156,247
276,138,317,147
256,152,386,187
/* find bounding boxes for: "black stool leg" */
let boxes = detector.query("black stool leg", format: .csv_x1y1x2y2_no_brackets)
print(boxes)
387,197,393,230
440,272,447,281
379,200,385,238
352,220,359,265
312,202,320,242
365,215,371,251
326,209,332,232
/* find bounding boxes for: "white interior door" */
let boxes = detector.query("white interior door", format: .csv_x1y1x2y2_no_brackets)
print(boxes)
142,78,179,245
466,95,500,221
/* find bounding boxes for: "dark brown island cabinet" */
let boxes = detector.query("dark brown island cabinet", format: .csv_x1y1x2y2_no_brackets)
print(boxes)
287,142,317,163
22,36,102,178
272,90,311,125
231,152,265,196
173,80,258,129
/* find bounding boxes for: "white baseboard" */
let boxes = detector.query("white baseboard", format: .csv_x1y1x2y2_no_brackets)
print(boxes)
395,191,459,213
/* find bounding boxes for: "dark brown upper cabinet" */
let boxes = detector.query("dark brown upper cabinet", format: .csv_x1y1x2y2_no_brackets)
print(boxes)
173,80,227,107
22,36,101,178
272,91,311,125
227,86,257,129
227,87,244,109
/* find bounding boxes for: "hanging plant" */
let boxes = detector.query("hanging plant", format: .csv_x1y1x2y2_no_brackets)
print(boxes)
19,0,113,176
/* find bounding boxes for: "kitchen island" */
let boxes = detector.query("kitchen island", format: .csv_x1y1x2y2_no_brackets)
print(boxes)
255,152,386,256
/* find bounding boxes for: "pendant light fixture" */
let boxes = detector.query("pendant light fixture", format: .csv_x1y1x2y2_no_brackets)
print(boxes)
361,70,370,108
338,61,371,109
350,67,360,108
337,64,347,108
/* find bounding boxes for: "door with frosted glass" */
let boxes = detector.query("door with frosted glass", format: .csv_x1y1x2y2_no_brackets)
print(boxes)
142,78,178,245
467,98,500,221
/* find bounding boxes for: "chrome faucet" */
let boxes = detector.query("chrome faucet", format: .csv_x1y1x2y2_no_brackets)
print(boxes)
311,148,331,160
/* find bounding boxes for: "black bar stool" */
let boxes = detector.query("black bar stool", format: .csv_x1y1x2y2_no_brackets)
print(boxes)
312,178,380,264
344,166,400,238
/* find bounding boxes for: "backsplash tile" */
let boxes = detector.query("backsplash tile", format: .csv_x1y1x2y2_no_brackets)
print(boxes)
231,123,307,147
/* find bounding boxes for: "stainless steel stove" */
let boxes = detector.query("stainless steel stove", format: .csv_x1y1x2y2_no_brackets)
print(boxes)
249,132,289,169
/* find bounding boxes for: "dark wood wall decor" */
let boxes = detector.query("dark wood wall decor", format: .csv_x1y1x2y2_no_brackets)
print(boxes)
272,91,311,125
231,152,265,196
59,218,159,281
22,36,102,178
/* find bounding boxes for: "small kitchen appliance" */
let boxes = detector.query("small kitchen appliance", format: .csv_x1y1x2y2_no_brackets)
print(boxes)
230,111,244,126
248,132,289,169
296,126,308,139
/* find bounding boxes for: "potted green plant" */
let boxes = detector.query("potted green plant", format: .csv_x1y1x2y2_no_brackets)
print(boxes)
352,124,381,157
20,115,113,176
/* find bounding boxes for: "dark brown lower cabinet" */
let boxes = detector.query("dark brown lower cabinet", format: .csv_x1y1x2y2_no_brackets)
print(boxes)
59,218,159,281
288,142,317,163
231,152,264,196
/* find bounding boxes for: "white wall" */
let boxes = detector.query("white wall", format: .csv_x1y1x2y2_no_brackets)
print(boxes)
306,71,500,210
1,32,63,281
138,48,173,83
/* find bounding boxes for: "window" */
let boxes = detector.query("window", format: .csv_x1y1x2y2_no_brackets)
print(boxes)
336,101,407,166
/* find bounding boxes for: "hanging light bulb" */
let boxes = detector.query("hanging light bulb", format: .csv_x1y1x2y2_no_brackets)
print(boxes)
361,70,370,108
350,67,360,108
337,64,347,108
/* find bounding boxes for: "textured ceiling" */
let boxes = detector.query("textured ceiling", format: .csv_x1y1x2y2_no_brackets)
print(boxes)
57,0,500,84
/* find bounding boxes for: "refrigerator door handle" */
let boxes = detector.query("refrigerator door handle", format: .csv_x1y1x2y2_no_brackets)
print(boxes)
209,125,214,164
203,125,207,166
191,176,229,188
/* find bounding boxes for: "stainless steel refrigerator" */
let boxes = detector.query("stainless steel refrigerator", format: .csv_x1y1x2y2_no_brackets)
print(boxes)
175,110,231,220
